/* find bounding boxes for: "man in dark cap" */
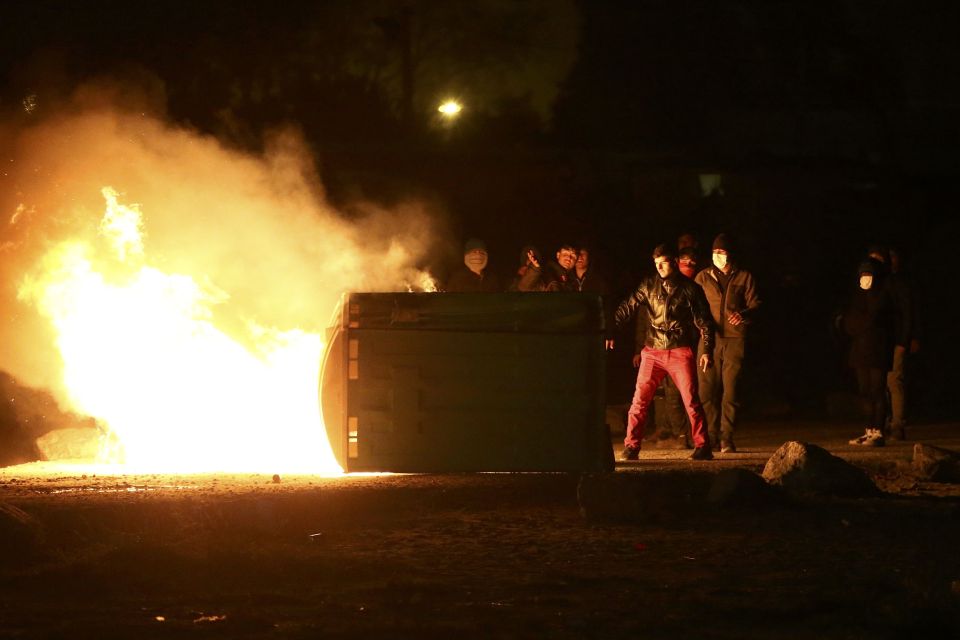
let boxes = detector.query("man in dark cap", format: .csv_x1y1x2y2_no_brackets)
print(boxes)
694,233,761,453
612,243,716,461
445,238,499,292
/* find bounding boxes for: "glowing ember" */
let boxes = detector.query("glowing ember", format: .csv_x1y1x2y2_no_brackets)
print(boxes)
17,188,338,473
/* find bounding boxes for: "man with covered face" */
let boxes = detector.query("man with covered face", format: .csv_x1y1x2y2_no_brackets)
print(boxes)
445,238,499,292
694,233,761,453
612,244,715,461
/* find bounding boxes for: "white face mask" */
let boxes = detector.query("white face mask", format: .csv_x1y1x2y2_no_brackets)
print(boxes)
859,274,873,290
712,252,727,270
465,251,488,274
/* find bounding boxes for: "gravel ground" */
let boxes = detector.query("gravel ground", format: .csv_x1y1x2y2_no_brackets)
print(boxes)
1,419,958,639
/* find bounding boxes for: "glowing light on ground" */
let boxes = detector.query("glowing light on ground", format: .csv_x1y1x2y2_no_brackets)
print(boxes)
17,188,341,474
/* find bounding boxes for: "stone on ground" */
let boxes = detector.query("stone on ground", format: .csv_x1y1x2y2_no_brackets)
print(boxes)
912,444,960,483
762,441,880,498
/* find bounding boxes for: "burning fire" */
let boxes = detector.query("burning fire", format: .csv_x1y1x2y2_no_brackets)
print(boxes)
1,101,442,474
17,187,336,473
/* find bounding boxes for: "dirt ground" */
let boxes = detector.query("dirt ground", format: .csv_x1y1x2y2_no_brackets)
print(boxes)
1,420,959,639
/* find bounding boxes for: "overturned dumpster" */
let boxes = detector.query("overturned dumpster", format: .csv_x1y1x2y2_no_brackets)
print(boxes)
320,292,611,472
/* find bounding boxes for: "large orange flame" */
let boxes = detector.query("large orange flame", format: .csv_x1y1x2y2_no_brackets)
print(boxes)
18,187,339,473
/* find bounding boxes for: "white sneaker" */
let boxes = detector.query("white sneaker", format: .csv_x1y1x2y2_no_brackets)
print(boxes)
849,428,885,447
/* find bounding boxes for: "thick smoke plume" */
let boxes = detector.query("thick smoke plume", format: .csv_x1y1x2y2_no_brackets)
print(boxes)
0,86,443,420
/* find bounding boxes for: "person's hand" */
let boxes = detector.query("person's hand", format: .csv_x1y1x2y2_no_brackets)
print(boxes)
632,353,642,368
699,353,712,372
526,249,540,269
605,339,615,351
727,311,743,326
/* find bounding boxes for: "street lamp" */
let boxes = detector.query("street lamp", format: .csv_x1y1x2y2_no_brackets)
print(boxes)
437,100,463,119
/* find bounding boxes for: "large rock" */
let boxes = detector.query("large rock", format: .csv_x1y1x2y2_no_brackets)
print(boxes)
762,441,880,498
912,444,960,483
0,370,100,466
35,427,103,461
707,468,784,509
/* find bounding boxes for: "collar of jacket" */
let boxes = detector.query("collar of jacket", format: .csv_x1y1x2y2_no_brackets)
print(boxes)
707,265,738,280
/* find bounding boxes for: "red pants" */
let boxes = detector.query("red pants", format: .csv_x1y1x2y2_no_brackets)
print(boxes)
625,346,708,449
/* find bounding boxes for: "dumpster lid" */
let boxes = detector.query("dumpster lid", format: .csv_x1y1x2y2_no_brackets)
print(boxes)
338,292,605,333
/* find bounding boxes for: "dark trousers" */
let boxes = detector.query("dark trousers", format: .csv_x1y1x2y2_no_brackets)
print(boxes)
698,337,745,444
856,366,887,428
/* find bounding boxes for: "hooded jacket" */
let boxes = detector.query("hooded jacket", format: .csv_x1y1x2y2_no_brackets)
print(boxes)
842,260,895,370
694,265,760,339
615,272,714,352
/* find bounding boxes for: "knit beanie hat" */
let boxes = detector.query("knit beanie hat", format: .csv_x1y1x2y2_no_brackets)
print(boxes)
712,233,733,253
464,238,487,254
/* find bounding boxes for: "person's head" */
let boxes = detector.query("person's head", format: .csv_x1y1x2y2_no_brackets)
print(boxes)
678,247,698,278
652,243,676,279
463,238,488,275
711,233,734,272
576,248,591,271
677,232,698,251
556,244,577,271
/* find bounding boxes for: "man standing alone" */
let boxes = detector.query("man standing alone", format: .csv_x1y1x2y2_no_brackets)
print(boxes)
695,234,761,453
613,244,715,461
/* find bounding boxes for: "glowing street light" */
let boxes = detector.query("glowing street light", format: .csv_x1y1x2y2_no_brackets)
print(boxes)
437,100,463,118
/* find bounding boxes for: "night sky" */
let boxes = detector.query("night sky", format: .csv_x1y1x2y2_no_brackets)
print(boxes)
1,0,957,417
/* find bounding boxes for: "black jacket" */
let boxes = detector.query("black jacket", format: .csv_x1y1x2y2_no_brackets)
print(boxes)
842,281,895,370
615,273,715,352
514,261,575,292
694,265,761,339
445,265,500,292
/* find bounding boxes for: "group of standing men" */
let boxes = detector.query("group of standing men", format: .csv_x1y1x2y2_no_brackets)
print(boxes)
444,233,760,462
611,234,760,461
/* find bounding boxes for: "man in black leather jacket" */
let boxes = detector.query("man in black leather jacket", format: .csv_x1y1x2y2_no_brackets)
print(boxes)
612,244,715,460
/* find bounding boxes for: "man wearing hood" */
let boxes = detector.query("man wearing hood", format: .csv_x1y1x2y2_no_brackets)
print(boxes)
694,233,761,453
612,244,715,461
842,258,896,446
446,238,500,292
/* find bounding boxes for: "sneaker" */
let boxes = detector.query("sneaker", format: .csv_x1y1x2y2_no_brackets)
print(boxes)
690,446,713,461
620,446,640,461
720,440,736,453
849,428,885,447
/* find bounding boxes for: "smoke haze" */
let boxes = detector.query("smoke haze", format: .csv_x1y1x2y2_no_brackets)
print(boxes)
0,84,444,416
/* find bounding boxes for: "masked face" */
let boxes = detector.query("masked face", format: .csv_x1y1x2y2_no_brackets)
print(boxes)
465,249,488,274
712,250,728,270
859,274,873,290
678,257,697,278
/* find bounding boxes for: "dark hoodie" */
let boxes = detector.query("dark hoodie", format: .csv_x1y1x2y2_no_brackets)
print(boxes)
842,259,895,370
